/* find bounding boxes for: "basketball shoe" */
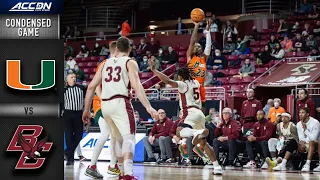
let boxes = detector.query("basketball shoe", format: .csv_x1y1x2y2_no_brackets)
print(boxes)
84,165,103,179
107,164,120,175
119,175,138,180
179,144,188,159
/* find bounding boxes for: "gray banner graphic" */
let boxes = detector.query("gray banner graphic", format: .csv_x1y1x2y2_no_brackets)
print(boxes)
0,103,60,117
0,15,59,39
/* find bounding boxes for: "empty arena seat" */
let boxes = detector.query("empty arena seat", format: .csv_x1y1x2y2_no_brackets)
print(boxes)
261,29,272,34
241,76,255,84
99,56,106,61
179,45,188,51
141,72,153,78
222,85,230,91
249,41,259,47
138,73,142,78
178,51,186,57
218,77,230,85
226,55,238,61
77,62,85,68
255,67,268,75
297,51,306,57
75,57,82,62
239,54,247,60
229,85,243,92
261,34,270,40
90,56,100,61
259,40,268,46
178,57,187,64
89,74,95,79
250,47,260,53
285,52,295,58
217,69,229,76
229,77,241,84
248,53,255,59
86,62,95,67
228,69,239,76
83,68,94,74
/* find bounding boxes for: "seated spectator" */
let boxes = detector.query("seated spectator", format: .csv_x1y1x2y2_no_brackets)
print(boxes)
268,34,280,51
210,14,222,32
236,38,242,46
73,64,86,82
308,4,319,19
232,36,250,55
91,42,101,56
143,109,174,163
297,0,312,14
257,45,273,65
137,38,148,56
213,108,241,169
264,112,298,171
64,42,73,57
139,55,150,72
150,83,161,100
66,55,77,69
223,37,237,54
243,110,275,168
268,98,286,124
148,38,160,54
163,46,178,64
297,108,320,172
270,43,285,59
292,32,306,52
151,55,161,71
263,99,274,117
308,47,320,61
205,108,217,123
76,43,89,58
302,22,312,37
249,26,261,41
156,47,165,63
176,17,187,35
62,26,71,39
160,84,177,101
291,21,302,35
313,20,320,38
134,111,145,126
224,20,238,42
207,49,227,70
234,59,255,78
305,33,318,50
280,35,293,52
99,44,109,56
277,18,292,38
296,89,316,121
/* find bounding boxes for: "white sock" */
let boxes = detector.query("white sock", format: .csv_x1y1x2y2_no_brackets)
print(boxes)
118,163,124,174
180,128,194,138
282,159,287,165
90,117,110,166
124,159,133,175
213,161,219,166
76,144,83,157
306,160,311,165
109,136,117,168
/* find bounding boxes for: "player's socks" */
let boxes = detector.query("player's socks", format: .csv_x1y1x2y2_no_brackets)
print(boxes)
124,159,133,176
118,163,124,174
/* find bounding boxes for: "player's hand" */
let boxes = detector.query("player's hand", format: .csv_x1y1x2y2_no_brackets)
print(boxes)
206,19,212,30
173,135,181,144
148,59,156,71
193,21,200,27
82,110,91,123
218,136,225,142
146,106,157,118
316,107,320,112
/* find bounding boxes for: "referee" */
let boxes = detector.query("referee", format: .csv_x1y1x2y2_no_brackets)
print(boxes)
64,73,86,165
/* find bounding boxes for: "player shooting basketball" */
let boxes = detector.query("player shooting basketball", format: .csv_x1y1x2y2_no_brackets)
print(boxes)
187,18,212,112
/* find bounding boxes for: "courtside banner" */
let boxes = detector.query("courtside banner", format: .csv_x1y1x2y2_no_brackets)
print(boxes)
0,0,63,14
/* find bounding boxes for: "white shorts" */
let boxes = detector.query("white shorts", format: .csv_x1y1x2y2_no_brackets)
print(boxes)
101,97,135,139
183,108,205,130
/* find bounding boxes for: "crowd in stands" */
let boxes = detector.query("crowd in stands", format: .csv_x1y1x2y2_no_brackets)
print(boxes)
141,88,320,172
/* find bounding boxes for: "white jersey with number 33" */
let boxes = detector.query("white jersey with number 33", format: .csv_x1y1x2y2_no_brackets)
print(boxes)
177,80,201,110
101,56,132,100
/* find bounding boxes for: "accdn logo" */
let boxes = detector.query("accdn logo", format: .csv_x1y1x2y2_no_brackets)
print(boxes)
9,2,52,12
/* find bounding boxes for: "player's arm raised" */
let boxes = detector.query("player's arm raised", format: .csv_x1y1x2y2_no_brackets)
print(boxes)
82,65,103,123
127,60,157,116
187,22,200,63
149,59,178,88
203,19,212,61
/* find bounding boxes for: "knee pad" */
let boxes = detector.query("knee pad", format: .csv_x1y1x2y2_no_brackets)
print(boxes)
122,134,136,156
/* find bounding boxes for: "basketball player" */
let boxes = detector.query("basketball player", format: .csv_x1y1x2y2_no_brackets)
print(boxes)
85,41,123,178
83,37,157,180
148,59,223,175
187,19,212,112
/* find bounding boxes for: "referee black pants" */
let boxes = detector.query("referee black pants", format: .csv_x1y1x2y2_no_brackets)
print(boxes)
64,110,83,162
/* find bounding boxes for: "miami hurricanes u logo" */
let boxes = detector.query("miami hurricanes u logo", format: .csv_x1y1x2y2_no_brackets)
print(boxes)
6,60,55,90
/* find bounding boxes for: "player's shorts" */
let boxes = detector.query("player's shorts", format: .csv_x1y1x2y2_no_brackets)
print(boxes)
199,85,206,103
182,107,205,130
101,96,135,139
94,109,103,124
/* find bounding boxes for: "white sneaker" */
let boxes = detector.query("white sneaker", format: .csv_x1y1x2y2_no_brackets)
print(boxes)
301,163,310,172
192,129,209,145
313,165,320,172
213,165,223,175
261,162,268,169
243,161,257,168
273,163,286,171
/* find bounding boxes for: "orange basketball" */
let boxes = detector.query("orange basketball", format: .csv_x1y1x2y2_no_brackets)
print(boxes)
190,8,205,23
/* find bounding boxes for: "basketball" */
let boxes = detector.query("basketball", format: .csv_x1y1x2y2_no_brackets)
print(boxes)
190,8,205,23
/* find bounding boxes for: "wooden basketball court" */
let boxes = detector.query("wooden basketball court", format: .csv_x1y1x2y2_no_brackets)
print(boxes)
64,161,320,180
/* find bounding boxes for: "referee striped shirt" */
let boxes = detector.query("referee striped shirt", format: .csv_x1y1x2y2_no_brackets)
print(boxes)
64,84,86,111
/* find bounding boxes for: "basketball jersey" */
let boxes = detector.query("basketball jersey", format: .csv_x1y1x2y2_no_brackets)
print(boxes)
177,80,201,110
188,56,206,85
101,56,131,100
92,59,107,115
